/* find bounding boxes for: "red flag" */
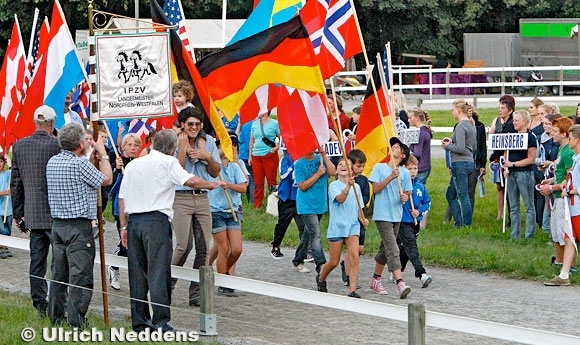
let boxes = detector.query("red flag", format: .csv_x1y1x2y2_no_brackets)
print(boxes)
8,16,50,142
300,0,363,79
238,84,280,125
355,65,396,176
0,16,27,150
277,87,329,160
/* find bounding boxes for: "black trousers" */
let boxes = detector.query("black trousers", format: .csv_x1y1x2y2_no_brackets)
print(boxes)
49,218,95,327
271,199,297,248
127,211,173,332
29,229,52,312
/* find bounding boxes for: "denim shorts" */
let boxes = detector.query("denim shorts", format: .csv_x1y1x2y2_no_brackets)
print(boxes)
211,211,242,234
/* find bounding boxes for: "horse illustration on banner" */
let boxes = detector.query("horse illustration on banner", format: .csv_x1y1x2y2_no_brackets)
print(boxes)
116,52,132,83
130,50,157,82
115,50,158,84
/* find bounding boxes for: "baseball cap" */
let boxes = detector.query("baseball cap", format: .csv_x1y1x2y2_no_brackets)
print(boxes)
389,137,410,165
33,105,57,122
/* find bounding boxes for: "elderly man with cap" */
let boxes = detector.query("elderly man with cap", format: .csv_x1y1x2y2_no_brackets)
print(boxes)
10,105,61,317
368,137,413,299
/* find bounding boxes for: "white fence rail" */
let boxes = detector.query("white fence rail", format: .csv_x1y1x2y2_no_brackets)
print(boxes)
2,235,580,345
331,65,580,99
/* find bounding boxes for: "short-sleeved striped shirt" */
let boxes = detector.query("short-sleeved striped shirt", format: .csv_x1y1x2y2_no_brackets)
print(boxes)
47,150,105,220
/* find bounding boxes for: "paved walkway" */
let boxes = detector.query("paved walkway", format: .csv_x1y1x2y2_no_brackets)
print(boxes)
1,221,579,345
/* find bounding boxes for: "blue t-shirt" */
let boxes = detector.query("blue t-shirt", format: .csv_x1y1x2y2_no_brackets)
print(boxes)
222,114,239,134
238,122,252,161
0,170,12,217
295,154,328,215
277,152,298,201
328,180,361,238
208,162,247,212
175,134,221,191
369,163,412,222
251,118,280,156
402,179,431,223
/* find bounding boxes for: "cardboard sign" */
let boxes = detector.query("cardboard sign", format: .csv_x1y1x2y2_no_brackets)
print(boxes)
489,133,528,150
323,141,343,157
400,128,420,145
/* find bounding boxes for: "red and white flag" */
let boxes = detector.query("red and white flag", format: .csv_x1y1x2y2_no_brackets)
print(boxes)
163,0,194,59
277,87,329,160
0,15,27,151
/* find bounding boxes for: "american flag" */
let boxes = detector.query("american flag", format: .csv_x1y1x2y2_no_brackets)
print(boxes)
71,62,91,118
163,0,193,59
22,9,41,95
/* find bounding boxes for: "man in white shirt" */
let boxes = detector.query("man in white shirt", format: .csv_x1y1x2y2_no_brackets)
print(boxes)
63,91,83,127
118,129,223,333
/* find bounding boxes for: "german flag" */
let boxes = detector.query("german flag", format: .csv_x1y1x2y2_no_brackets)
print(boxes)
196,16,326,121
355,65,397,176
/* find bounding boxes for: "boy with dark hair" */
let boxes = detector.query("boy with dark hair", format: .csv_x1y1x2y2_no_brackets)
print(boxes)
368,137,413,299
341,149,370,286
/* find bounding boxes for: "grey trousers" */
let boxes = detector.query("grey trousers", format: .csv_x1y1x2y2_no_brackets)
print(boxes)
127,211,173,332
49,218,95,327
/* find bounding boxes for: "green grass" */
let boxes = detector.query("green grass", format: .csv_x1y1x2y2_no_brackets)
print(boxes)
425,105,577,140
0,292,219,345
242,156,574,284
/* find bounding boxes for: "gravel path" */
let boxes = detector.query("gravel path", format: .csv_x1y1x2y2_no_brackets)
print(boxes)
1,221,579,345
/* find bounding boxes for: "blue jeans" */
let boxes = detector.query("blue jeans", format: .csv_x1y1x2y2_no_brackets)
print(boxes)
507,170,536,239
0,215,12,236
293,214,326,267
446,161,474,227
416,169,431,185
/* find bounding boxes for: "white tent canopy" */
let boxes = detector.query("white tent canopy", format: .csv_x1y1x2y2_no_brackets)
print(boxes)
76,18,245,63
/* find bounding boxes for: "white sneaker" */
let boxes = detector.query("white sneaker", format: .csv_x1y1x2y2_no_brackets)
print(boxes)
294,264,310,273
109,266,121,290
388,272,396,284
420,274,432,288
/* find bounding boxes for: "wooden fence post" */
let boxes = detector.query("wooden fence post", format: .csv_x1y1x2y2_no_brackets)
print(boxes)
199,266,217,336
408,303,425,345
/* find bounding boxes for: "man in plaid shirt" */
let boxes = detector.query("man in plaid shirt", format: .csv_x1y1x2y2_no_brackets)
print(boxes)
46,123,112,327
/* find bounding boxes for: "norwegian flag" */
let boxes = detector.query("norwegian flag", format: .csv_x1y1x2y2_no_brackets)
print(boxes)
0,15,27,151
300,0,363,79
71,62,91,118
163,0,194,59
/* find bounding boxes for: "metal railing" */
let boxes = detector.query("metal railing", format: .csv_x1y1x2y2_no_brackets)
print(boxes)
330,65,580,99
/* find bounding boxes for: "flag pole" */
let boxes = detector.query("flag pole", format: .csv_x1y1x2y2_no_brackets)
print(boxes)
327,81,367,225
218,172,238,222
377,52,416,224
88,0,109,325
348,0,402,194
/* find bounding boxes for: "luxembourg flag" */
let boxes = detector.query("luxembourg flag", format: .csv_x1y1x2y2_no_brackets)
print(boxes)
43,0,87,129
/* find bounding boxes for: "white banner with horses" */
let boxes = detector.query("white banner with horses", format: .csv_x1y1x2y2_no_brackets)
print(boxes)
95,32,172,120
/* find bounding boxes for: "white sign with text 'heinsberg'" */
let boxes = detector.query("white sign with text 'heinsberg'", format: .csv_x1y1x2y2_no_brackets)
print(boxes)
489,133,529,150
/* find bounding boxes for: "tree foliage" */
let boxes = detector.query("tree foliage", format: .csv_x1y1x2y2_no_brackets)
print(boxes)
0,0,577,66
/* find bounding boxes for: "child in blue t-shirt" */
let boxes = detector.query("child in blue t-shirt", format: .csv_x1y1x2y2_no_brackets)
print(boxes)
396,155,432,288
340,149,370,287
316,157,368,298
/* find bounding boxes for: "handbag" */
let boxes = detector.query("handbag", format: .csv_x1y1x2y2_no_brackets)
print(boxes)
260,120,277,148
